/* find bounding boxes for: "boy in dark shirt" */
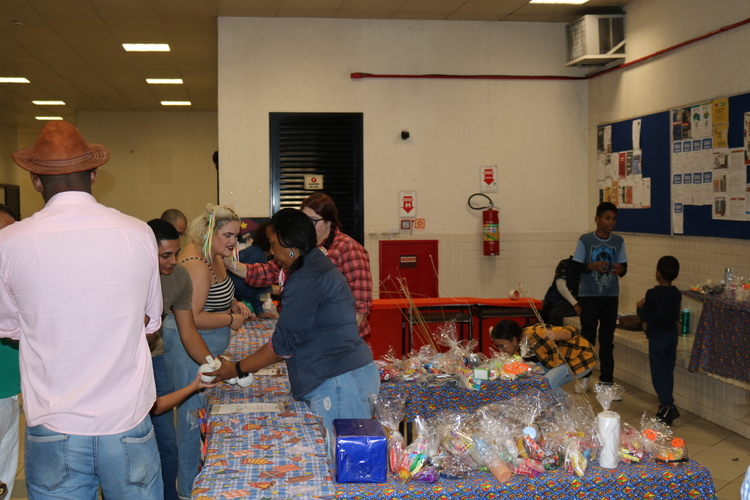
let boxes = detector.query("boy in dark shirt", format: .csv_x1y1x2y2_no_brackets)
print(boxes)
637,255,682,425
541,256,581,326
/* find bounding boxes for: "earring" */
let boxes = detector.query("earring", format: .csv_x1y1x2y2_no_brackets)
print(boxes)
289,250,295,258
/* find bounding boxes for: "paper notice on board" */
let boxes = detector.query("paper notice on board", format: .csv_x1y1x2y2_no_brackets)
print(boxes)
603,125,612,153
672,173,684,204
618,152,627,179
745,112,750,164
632,119,642,150
728,149,746,220
682,172,693,205
691,103,711,139
632,174,643,208
672,109,683,141
632,149,642,175
641,177,651,208
702,171,713,206
713,194,728,220
673,203,684,234
712,98,729,148
598,181,606,205
610,180,619,207
597,154,606,182
691,168,702,206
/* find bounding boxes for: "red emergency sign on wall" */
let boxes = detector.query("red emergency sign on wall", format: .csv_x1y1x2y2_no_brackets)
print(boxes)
399,191,417,217
399,255,417,268
480,166,497,193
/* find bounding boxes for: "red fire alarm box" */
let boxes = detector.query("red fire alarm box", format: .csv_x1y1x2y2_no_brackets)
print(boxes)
379,240,439,299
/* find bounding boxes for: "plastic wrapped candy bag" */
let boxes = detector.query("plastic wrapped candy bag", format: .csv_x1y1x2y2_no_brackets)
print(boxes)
640,412,689,465
465,349,487,369
593,382,625,411
564,438,588,477
434,412,483,478
372,392,407,473
689,278,723,295
375,348,404,381
620,422,647,463
400,355,428,382
395,416,440,483
439,453,475,479
473,433,512,482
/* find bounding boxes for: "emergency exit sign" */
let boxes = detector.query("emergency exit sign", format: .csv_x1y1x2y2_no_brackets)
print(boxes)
399,191,417,217
399,255,417,268
480,166,497,193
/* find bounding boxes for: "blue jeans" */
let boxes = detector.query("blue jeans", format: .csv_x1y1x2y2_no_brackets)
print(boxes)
152,354,178,500
25,416,162,500
162,314,230,499
300,362,380,455
543,363,592,402
649,333,677,406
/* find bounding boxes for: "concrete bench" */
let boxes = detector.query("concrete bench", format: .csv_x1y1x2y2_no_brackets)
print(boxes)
564,315,750,439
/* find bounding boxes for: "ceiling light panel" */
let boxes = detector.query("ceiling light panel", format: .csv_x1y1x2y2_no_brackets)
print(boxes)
529,0,590,4
122,43,170,52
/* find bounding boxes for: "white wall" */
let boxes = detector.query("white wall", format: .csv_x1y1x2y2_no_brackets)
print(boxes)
0,123,18,186
589,0,750,311
0,113,219,223
76,111,219,223
218,17,590,299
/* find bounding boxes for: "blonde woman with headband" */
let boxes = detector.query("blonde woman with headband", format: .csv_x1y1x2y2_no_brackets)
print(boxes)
162,204,251,499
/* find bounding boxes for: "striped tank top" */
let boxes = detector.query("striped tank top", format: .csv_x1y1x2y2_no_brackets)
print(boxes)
181,257,236,312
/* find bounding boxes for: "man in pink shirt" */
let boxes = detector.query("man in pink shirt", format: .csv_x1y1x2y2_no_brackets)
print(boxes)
0,121,164,499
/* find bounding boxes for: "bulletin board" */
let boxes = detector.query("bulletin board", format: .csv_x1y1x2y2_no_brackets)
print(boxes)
605,111,671,235
680,92,750,239
600,91,750,239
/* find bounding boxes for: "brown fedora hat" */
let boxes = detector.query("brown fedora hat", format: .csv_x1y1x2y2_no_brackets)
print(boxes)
11,121,110,175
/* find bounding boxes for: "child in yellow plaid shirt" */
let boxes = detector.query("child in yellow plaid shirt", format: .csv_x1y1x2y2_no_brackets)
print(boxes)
491,320,597,401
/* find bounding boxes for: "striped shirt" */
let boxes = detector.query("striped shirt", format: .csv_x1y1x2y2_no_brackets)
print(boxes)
204,274,235,312
182,257,235,312
522,324,597,376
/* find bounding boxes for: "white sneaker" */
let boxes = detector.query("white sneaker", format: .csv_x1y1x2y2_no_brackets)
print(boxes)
574,377,589,394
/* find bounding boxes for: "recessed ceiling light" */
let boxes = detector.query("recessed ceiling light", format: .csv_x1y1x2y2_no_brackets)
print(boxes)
0,77,30,83
35,116,63,120
161,101,191,106
122,43,170,52
147,79,183,84
33,100,66,105
529,0,589,4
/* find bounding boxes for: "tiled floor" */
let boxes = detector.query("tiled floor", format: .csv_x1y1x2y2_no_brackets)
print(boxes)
8,377,750,499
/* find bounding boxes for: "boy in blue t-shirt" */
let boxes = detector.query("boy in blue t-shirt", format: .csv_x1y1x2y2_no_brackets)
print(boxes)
636,256,682,426
572,202,628,394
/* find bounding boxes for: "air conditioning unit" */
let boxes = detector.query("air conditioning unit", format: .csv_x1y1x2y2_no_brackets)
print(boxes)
565,15,626,67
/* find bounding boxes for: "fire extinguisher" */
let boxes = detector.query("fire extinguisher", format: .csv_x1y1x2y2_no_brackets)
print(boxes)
468,193,499,256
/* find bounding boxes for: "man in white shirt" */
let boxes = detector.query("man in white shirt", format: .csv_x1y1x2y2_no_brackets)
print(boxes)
0,121,164,499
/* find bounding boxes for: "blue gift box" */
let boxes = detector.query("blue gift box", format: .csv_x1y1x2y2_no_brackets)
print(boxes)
333,418,387,483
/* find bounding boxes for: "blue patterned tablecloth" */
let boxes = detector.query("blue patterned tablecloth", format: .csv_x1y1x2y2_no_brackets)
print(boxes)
337,460,716,500
685,290,750,383
381,376,552,421
192,318,716,500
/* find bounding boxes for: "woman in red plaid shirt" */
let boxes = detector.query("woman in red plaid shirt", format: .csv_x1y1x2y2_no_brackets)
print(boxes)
491,320,596,401
227,194,373,337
